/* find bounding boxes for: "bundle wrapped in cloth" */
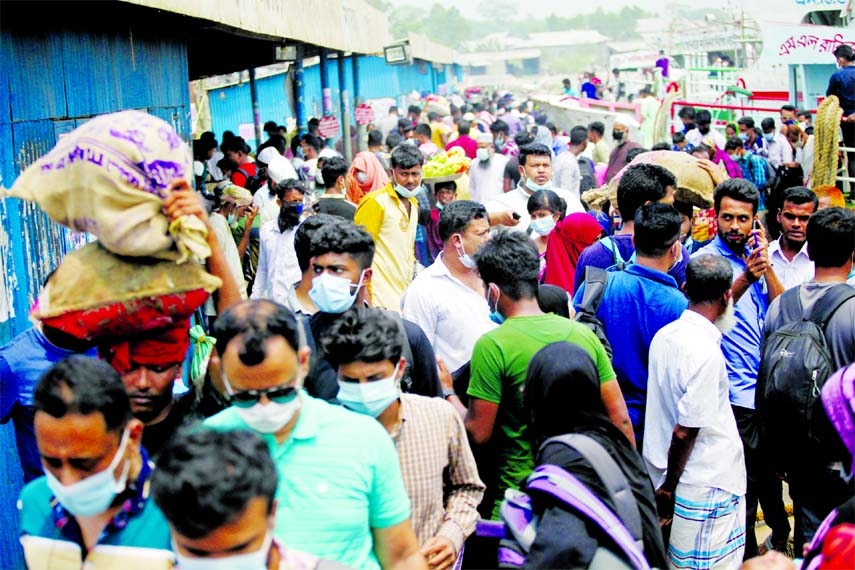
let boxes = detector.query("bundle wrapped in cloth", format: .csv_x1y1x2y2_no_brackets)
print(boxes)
583,150,727,211
2,110,209,262
32,241,221,341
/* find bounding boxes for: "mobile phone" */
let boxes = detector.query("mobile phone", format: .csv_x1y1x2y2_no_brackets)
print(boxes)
752,219,761,249
512,212,521,220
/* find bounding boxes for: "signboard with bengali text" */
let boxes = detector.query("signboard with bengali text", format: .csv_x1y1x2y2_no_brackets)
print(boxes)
318,115,340,139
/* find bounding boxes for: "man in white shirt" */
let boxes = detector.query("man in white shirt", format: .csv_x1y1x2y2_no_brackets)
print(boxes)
760,117,794,169
685,109,726,150
403,201,497,376
644,254,747,569
259,154,300,223
768,186,818,290
250,182,305,305
468,133,508,204
551,126,588,201
486,142,584,233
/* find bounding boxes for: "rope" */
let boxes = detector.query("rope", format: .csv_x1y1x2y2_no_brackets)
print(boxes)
653,88,682,146
811,95,842,189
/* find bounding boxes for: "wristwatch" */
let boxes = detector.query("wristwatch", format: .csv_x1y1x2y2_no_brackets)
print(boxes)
441,387,456,399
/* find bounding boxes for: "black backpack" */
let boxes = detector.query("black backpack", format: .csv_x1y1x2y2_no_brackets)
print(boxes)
237,165,264,194
758,284,855,452
574,266,614,361
578,156,597,194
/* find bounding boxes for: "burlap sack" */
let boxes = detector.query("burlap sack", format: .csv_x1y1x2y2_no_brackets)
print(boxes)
33,241,221,340
2,110,209,262
605,150,727,210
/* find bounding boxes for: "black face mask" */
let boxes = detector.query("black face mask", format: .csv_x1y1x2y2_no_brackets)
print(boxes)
699,125,710,135
278,202,303,233
683,122,696,133
612,130,624,141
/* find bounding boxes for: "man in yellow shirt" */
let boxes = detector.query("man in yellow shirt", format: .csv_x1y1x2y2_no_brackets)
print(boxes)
354,144,423,312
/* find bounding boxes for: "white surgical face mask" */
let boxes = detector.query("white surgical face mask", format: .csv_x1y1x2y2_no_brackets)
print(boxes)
395,183,420,199
454,235,477,269
669,241,684,271
356,171,368,184
337,364,401,417
310,270,366,314
476,148,490,162
714,297,737,334
44,427,131,517
529,216,556,236
224,375,304,434
235,397,301,434
174,532,272,570
525,176,552,192
763,132,775,143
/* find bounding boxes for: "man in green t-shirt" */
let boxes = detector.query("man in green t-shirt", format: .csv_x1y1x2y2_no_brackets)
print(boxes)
442,232,634,519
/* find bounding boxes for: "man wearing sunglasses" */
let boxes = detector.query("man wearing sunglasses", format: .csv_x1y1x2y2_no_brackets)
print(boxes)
204,299,427,570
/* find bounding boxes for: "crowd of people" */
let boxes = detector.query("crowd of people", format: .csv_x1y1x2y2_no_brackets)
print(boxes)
2,64,855,570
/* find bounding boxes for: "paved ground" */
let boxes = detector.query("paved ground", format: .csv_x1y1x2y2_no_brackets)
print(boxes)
755,483,795,556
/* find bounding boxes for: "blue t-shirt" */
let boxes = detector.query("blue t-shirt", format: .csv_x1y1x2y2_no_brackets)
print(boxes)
694,236,768,409
18,455,172,567
0,328,97,482
580,82,599,100
827,65,855,115
573,235,689,295
574,264,687,441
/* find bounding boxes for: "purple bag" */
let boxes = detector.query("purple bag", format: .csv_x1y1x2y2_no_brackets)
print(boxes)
478,434,651,569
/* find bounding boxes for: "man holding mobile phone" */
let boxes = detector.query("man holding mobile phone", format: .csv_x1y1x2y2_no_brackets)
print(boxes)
692,179,786,559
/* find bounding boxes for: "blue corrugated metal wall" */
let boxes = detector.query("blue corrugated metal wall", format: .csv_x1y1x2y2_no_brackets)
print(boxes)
0,25,191,570
210,56,446,149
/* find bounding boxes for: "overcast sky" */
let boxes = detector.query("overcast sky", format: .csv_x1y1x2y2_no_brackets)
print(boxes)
383,0,816,23
386,0,719,19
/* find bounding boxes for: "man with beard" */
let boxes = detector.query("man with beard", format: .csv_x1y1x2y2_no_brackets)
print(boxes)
768,186,818,290
693,179,785,558
604,116,641,184
644,255,747,569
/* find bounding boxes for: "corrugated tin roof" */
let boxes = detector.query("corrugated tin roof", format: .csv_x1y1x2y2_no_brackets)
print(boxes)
117,0,388,55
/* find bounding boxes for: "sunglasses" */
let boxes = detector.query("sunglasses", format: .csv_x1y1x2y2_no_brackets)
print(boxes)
223,375,299,408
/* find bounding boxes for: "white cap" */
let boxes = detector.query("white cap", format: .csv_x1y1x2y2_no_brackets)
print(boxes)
614,114,632,128
256,146,280,166
266,155,298,185
319,148,340,159
476,132,493,144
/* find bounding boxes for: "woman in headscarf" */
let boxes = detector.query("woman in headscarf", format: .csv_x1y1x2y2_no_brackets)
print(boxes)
543,212,605,292
532,125,554,156
527,190,567,282
345,151,390,204
523,342,667,569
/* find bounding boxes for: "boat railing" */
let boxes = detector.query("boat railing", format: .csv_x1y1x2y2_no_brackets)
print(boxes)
679,67,742,102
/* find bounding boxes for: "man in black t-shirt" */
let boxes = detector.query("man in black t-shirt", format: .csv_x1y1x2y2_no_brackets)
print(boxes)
316,156,357,220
